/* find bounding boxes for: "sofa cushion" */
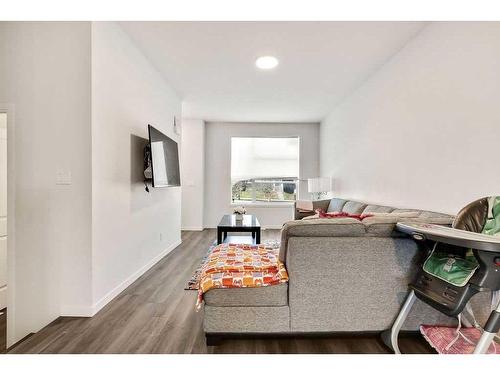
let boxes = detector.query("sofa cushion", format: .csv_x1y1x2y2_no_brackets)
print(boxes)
284,218,366,237
419,210,453,219
342,201,368,214
403,216,455,225
362,213,455,235
392,208,421,215
414,210,455,225
362,204,395,214
279,218,367,261
364,212,420,218
362,216,407,236
327,198,347,213
204,283,288,307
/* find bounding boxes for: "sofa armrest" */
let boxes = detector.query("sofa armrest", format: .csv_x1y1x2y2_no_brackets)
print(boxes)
294,199,330,220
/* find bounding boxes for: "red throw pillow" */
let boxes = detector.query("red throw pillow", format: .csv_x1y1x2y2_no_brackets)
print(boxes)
315,209,373,221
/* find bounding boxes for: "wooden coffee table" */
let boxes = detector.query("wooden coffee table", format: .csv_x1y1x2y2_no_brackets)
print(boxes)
216,214,261,245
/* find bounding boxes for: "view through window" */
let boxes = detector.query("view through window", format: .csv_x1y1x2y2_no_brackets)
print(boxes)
231,137,300,203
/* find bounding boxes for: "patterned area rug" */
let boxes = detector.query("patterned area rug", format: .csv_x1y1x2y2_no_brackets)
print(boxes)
420,325,499,354
185,239,280,290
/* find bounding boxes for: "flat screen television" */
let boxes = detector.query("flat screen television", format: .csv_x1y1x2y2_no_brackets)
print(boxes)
147,124,181,187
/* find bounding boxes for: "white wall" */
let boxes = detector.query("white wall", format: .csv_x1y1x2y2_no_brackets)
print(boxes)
205,122,320,228
0,21,183,345
320,22,500,214
0,22,93,344
181,119,205,231
91,22,182,310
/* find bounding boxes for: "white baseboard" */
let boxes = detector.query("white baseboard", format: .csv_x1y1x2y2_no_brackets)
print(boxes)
181,226,204,231
60,238,182,318
60,305,94,317
0,285,6,310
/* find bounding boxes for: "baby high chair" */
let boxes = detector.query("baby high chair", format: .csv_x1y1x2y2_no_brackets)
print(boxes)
384,196,500,354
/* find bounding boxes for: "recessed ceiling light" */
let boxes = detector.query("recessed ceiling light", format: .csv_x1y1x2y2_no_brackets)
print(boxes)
255,56,279,70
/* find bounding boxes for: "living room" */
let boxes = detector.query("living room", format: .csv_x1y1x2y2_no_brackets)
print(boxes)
1,1,500,373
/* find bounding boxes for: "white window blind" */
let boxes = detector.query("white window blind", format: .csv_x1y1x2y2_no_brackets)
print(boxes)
231,137,299,182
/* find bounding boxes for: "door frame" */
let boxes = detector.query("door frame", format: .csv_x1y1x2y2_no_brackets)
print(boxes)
0,104,16,348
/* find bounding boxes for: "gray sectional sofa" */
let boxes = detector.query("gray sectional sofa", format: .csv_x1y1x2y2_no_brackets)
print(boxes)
203,197,490,342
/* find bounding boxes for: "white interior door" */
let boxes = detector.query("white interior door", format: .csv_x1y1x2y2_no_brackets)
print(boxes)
0,113,7,310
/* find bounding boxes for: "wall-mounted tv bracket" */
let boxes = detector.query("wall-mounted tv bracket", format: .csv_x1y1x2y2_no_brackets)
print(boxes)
143,143,152,193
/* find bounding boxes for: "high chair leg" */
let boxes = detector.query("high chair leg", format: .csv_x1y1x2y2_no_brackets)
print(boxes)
386,290,417,354
473,298,500,354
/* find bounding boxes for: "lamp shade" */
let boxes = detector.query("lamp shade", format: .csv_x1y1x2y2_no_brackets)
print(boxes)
307,177,332,193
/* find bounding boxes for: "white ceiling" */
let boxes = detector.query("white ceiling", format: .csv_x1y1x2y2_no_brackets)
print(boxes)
120,22,427,123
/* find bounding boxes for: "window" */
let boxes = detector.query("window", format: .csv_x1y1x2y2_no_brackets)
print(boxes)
231,137,299,204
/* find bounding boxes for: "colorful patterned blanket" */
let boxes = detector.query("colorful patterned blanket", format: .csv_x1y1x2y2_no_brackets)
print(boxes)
196,243,289,309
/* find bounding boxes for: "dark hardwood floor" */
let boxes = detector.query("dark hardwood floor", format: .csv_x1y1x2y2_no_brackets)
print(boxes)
6,229,433,354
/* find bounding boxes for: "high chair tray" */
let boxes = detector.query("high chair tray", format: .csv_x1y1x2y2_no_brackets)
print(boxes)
396,222,500,253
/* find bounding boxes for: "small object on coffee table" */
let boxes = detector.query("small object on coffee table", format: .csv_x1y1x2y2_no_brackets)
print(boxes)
217,214,261,245
233,205,246,221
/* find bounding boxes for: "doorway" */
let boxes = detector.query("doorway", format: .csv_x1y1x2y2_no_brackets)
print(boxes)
0,112,7,352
